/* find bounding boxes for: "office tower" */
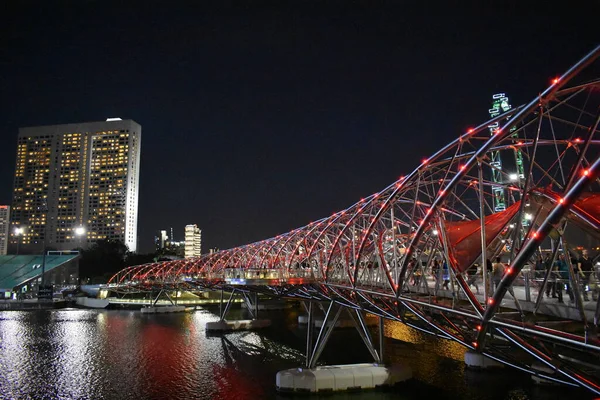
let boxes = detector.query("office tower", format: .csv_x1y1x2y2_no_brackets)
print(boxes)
9,119,141,253
155,230,168,250
184,224,201,258
0,206,8,255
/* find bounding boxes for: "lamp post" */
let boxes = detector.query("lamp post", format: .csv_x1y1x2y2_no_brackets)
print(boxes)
39,201,49,299
74,226,86,251
14,227,24,255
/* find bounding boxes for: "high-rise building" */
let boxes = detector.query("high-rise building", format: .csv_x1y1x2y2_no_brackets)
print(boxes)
155,230,168,250
0,206,9,255
184,224,201,258
9,119,141,253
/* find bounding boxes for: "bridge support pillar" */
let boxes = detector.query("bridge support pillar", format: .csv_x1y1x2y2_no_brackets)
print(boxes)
464,350,504,369
278,301,411,393
206,289,272,333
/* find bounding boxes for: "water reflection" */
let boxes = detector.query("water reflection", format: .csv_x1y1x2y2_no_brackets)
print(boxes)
0,308,594,400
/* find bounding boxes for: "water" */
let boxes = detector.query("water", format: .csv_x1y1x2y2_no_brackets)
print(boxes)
0,305,592,400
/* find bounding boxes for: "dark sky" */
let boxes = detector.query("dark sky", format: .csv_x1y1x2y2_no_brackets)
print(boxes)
1,1,598,253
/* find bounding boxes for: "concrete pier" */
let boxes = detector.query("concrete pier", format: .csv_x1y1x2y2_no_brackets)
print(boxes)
276,363,412,393
464,350,504,369
75,297,109,309
205,319,271,332
140,305,190,314
298,315,377,328
530,361,561,385
241,299,290,310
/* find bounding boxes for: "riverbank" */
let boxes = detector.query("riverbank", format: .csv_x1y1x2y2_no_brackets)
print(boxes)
0,299,73,310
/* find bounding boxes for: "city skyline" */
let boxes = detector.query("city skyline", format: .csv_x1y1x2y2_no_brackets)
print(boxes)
0,3,598,254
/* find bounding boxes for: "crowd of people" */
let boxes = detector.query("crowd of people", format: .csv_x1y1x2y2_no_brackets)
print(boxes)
532,249,598,303
459,249,598,303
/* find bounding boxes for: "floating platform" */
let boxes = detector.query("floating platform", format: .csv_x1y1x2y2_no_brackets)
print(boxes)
140,305,190,314
276,363,412,393
205,319,272,332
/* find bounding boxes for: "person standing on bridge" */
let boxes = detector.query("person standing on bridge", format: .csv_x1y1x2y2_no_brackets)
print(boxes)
442,260,450,290
431,258,441,291
577,249,593,302
466,263,479,294
554,253,569,304
492,257,505,292
485,258,493,296
545,253,558,299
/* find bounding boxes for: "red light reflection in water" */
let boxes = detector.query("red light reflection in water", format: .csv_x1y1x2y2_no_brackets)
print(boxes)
212,363,265,399
139,323,189,396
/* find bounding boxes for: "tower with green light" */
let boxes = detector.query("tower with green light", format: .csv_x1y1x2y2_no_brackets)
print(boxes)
487,93,526,213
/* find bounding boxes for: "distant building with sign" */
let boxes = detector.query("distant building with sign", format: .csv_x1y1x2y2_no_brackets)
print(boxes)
0,206,8,255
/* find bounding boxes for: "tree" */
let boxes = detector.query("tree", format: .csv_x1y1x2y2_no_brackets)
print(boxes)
79,239,129,284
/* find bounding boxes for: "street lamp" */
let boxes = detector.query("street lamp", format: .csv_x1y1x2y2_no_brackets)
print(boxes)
74,226,86,250
14,227,24,255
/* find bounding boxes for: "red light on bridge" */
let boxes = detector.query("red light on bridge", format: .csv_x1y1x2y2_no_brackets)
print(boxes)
506,268,513,275
552,77,560,85
558,198,564,204
582,169,590,177
467,128,474,134
422,158,429,165
476,325,482,331
472,341,478,348
487,298,494,305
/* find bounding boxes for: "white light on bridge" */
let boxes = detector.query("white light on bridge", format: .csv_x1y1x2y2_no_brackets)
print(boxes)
509,173,519,181
432,229,439,236
525,213,533,221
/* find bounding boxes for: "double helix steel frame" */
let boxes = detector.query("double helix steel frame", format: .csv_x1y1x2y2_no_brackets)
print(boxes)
106,46,600,394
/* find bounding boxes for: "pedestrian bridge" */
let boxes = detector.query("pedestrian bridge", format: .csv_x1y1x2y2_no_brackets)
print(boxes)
104,46,600,395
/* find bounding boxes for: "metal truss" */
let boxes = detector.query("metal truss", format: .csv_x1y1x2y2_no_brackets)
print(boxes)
106,45,600,394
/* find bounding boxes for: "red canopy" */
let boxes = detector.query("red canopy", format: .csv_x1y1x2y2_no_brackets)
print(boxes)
444,201,521,272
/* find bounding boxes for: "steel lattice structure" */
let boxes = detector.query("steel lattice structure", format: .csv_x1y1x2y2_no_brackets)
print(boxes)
106,46,600,393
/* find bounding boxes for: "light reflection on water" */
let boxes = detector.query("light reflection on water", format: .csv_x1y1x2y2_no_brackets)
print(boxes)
0,307,593,400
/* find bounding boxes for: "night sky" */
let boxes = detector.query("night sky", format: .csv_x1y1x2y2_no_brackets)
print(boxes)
1,2,598,253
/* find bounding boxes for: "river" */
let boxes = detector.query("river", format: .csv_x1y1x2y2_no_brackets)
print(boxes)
0,305,592,399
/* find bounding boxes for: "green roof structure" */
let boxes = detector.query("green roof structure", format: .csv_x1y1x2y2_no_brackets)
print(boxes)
0,255,79,291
